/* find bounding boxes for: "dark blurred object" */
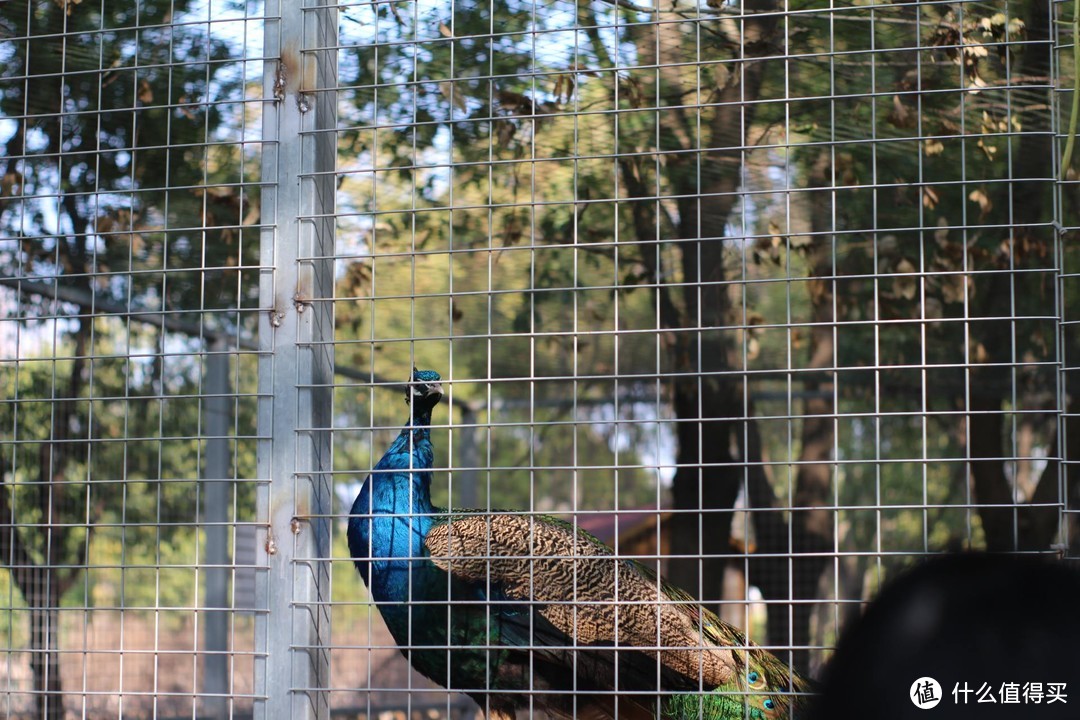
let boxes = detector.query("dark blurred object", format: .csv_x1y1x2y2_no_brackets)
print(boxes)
812,554,1080,719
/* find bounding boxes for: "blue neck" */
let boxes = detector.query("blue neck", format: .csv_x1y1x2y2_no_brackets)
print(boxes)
347,407,437,597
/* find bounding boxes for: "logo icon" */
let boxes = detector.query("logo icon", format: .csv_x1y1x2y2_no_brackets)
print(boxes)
911,677,943,709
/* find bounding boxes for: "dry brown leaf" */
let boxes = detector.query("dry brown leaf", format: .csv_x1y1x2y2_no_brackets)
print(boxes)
495,119,516,148
1,172,23,198
768,220,783,250
923,297,943,319
713,63,732,90
242,198,260,227
887,95,915,129
934,217,950,247
941,275,967,304
497,90,532,113
968,188,992,218
746,336,761,361
54,0,82,16
553,74,575,104
894,257,918,301
572,62,599,78
963,41,989,59
438,81,467,112
922,186,940,210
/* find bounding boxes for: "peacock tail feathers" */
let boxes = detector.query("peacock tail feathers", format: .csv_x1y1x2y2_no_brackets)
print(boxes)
425,512,811,714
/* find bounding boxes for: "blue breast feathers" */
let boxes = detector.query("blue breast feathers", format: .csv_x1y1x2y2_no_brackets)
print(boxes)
347,369,442,600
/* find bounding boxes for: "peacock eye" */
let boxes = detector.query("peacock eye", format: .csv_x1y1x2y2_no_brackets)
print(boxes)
748,671,760,684
763,699,775,710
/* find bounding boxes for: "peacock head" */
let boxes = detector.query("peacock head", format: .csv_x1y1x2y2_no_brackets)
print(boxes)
406,368,443,412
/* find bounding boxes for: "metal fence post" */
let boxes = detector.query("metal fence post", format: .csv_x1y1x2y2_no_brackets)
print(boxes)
203,340,232,719
256,1,338,719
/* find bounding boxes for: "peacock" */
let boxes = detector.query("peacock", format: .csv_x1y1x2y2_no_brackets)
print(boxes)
348,369,811,720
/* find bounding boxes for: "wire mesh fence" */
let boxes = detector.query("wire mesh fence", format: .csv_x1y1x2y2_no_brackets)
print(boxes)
1,1,267,717
0,0,1075,718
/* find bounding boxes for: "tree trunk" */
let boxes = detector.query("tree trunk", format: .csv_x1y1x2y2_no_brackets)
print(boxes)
654,0,782,612
599,0,799,620
668,379,744,607
29,592,64,720
749,152,837,671
742,412,792,655
968,0,1056,552
787,153,838,673
1,320,90,720
1016,400,1079,550
789,399,833,672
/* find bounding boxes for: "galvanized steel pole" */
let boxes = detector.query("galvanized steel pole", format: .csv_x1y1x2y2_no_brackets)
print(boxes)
203,340,232,719
256,2,337,719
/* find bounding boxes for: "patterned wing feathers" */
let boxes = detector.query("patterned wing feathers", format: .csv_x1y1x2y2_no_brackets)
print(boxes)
424,513,740,688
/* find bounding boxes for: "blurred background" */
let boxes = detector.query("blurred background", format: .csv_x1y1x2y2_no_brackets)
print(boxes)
0,0,1076,717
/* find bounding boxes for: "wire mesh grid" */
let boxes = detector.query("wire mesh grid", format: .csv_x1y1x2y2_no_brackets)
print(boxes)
0,0,1073,718
1,0,268,717
320,0,1066,716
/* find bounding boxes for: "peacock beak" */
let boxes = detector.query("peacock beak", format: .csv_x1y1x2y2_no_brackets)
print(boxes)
426,383,444,401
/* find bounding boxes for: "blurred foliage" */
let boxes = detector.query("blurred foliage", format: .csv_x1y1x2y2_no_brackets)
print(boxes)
0,323,258,646
0,2,261,703
328,0,1060,646
0,0,1067,685
0,0,260,327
